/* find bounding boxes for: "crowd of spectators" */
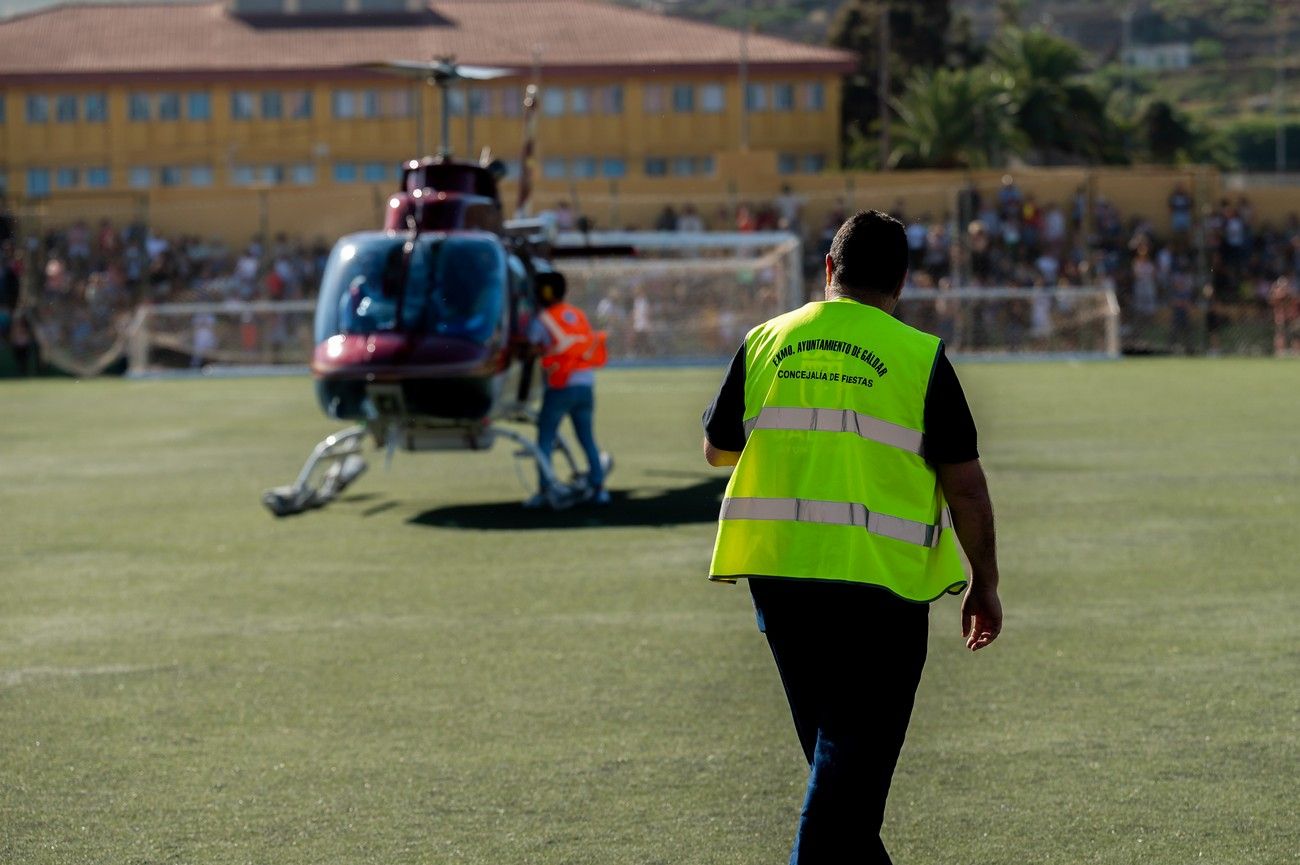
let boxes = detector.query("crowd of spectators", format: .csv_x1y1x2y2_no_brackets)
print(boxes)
636,176,1300,355
0,213,330,373
6,178,1300,373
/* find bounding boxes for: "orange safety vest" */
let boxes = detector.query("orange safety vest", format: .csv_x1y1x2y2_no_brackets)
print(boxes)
537,302,608,388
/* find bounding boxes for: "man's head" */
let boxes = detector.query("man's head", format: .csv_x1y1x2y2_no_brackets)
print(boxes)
824,209,908,308
535,271,567,307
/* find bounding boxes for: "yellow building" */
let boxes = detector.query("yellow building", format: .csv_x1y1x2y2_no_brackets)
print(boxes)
0,0,852,237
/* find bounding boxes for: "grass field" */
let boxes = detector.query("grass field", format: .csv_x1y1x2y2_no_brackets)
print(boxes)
2,360,1297,865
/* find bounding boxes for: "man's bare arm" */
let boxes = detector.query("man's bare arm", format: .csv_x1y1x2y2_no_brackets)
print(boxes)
703,438,741,467
937,459,1002,651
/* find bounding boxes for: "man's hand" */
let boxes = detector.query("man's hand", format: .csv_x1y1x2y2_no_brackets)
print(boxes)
960,584,1002,651
703,438,741,467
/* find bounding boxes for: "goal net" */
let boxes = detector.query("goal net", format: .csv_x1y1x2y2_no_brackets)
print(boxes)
126,300,317,375
896,286,1121,358
554,230,804,362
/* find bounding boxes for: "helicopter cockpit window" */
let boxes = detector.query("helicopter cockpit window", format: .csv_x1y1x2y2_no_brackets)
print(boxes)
315,233,507,346
419,235,507,344
318,238,405,338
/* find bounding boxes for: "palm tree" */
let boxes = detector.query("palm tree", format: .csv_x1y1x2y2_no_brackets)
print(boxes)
888,66,1026,169
989,27,1122,165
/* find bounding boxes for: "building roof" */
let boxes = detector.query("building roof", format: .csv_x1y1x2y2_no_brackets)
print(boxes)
0,0,856,82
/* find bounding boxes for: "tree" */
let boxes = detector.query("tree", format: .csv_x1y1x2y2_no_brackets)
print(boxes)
989,27,1123,165
829,0,952,162
1139,98,1235,167
886,67,1025,169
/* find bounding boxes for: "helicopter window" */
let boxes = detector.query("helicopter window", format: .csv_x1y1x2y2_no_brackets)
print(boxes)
421,236,507,344
316,237,405,338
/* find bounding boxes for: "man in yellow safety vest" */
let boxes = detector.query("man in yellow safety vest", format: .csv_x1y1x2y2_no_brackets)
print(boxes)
702,210,1002,864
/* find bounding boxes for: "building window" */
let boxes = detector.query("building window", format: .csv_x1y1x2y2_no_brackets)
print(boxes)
231,91,256,120
542,89,565,117
772,83,795,111
570,88,592,116
287,90,312,119
185,92,210,122
361,90,381,118
598,85,623,114
86,167,111,188
127,92,150,121
159,166,183,187
27,168,51,197
642,85,665,114
332,90,356,119
257,165,285,185
499,159,520,179
158,92,181,121
746,84,768,111
644,157,668,177
0,170,8,193
0,96,5,124
261,90,282,120
231,166,256,186
290,164,316,185
699,84,725,113
128,166,153,188
671,156,696,176
802,82,825,111
672,84,694,113
698,156,715,175
803,154,827,173
56,167,80,189
571,157,597,179
466,88,486,117
777,153,798,175
361,162,389,183
27,95,50,123
380,89,412,118
601,158,626,179
542,158,567,179
499,87,522,118
189,166,214,187
55,95,78,123
333,162,357,183
84,94,108,122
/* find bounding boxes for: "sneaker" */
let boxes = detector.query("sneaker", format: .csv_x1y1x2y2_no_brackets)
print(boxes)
522,492,548,509
589,488,611,506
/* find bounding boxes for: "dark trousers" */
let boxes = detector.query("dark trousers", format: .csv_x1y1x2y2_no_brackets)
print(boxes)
536,384,603,490
749,578,930,865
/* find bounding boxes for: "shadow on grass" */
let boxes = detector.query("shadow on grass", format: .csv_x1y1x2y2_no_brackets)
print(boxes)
408,476,727,530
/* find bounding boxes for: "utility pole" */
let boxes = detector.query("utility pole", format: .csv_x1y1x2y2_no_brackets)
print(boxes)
739,0,750,152
1120,3,1135,111
1276,9,1288,175
878,1,890,170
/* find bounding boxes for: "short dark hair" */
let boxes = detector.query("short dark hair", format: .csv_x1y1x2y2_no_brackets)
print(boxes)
827,210,909,298
535,270,567,307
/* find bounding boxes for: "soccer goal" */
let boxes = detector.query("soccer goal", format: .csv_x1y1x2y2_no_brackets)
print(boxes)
896,285,1121,359
553,230,804,363
126,300,317,376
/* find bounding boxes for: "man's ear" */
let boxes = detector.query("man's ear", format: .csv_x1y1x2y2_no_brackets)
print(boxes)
824,254,833,286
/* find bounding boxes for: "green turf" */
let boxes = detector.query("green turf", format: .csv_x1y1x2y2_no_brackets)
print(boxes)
2,361,1297,864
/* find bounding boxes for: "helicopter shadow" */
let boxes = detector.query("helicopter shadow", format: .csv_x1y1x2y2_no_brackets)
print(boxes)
408,476,727,531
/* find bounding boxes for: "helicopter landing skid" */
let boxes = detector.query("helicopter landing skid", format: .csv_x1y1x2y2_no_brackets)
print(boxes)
262,424,369,517
261,419,607,517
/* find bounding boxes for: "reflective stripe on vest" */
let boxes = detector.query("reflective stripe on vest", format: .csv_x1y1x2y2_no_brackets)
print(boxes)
743,406,924,456
720,496,953,548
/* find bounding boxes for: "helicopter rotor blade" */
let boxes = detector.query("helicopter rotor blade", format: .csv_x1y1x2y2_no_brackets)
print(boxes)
359,60,515,82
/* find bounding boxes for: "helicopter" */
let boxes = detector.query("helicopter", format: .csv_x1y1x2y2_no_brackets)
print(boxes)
262,60,617,517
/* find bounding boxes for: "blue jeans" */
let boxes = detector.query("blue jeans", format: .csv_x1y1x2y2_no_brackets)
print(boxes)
750,578,930,865
536,384,603,490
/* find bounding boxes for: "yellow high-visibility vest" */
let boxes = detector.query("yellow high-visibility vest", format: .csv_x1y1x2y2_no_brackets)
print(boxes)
709,297,968,602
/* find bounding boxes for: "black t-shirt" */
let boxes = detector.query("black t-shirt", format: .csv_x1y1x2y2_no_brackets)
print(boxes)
702,340,978,465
